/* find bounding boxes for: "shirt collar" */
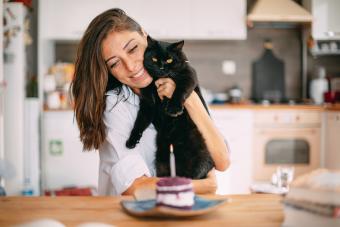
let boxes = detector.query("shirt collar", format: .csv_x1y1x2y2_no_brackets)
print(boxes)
106,85,140,107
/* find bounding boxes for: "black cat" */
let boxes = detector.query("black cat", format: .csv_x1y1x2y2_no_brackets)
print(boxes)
126,36,214,179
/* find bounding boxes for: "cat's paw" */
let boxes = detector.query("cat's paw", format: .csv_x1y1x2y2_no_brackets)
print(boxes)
125,138,138,149
165,103,184,117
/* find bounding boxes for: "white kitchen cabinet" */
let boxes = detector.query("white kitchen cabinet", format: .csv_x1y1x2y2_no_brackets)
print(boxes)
121,0,247,40
210,108,253,194
42,111,99,191
324,111,340,169
190,0,246,40
304,0,340,40
39,0,246,40
39,0,121,40
120,0,192,39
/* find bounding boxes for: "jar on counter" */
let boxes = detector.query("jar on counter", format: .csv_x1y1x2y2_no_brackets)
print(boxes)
47,91,61,109
310,66,329,104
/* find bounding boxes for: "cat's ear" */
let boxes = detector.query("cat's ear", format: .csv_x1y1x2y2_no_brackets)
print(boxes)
169,40,184,50
147,35,157,46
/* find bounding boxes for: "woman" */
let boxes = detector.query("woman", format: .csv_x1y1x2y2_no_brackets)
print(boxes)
71,8,230,196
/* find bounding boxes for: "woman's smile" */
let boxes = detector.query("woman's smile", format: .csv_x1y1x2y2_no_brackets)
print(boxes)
130,67,145,81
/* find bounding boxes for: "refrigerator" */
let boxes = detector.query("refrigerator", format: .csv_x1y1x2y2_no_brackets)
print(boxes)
3,2,40,195
0,0,4,191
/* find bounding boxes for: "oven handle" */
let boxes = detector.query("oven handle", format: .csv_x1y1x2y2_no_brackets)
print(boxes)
257,128,317,135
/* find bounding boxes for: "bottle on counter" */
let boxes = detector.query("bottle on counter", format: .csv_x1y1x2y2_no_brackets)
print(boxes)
310,66,329,105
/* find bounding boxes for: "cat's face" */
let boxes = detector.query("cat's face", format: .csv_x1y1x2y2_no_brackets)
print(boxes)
143,36,185,78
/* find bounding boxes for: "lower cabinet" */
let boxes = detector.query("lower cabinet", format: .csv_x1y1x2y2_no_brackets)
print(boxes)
324,111,340,169
42,111,99,192
210,108,253,194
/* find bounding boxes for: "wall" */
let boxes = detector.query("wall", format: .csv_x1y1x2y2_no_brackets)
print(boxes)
55,28,302,100
307,55,340,78
184,28,302,99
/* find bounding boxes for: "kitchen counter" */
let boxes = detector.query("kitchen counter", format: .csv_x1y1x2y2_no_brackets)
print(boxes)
209,103,328,111
0,194,284,227
324,103,340,111
43,104,340,112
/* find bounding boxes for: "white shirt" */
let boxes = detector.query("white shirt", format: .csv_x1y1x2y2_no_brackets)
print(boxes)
98,86,157,195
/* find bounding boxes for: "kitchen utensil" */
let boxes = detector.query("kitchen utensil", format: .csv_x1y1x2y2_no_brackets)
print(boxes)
252,40,285,103
229,85,242,103
47,91,61,109
212,92,228,104
324,91,340,103
43,74,56,92
275,166,294,190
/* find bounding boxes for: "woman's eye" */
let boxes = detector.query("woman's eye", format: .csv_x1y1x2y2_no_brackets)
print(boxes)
152,57,158,62
128,45,138,53
110,61,119,69
166,58,173,64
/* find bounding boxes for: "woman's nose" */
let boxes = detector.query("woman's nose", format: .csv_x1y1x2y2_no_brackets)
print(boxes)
124,58,138,72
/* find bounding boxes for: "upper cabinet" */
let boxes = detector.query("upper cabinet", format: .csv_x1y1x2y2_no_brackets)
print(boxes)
39,0,121,40
39,0,247,40
121,0,247,40
304,0,340,40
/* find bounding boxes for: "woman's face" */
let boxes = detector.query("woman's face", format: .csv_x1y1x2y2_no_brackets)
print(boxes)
102,30,153,93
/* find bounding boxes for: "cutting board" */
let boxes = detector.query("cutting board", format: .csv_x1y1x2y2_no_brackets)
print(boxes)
252,48,285,102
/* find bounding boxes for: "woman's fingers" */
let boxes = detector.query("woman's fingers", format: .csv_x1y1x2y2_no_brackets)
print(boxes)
207,168,216,178
155,78,175,88
155,78,176,100
206,168,217,193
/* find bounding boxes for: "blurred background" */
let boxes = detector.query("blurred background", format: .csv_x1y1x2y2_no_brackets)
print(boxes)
1,0,340,196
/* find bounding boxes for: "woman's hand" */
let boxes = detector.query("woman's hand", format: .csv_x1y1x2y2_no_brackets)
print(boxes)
205,168,217,193
154,78,176,100
192,168,217,194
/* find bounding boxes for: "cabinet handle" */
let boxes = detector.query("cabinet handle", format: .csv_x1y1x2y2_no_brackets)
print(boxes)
325,31,340,37
259,129,315,135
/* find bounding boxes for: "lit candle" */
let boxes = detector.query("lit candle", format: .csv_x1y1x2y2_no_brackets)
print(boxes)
170,144,176,177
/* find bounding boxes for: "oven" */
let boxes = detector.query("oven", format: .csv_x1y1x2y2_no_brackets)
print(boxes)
252,109,322,181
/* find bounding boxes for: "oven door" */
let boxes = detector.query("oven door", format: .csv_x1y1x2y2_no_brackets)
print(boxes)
253,127,321,181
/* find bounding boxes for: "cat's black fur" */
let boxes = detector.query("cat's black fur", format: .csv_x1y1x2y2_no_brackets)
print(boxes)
125,36,214,179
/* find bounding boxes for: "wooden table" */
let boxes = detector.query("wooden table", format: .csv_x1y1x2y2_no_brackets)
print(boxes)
0,194,284,227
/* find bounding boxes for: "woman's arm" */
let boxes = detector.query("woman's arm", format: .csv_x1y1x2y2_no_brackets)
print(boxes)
122,169,217,196
155,78,230,172
184,91,230,171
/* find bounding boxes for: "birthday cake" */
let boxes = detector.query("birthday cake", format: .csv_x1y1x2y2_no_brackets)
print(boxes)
156,177,194,209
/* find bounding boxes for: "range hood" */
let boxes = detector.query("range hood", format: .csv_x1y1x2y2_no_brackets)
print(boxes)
247,0,313,23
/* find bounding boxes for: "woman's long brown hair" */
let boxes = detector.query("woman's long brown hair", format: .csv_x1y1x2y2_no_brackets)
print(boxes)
71,8,143,150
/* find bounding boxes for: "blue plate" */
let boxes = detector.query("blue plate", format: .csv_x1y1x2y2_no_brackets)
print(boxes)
121,196,229,218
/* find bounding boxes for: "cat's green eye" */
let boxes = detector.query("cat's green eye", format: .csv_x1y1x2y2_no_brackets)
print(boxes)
152,57,158,62
166,58,173,64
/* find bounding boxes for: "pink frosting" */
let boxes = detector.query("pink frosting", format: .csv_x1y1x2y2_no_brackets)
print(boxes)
156,177,192,187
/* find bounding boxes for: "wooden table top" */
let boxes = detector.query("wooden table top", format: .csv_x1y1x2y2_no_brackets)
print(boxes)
0,194,284,227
